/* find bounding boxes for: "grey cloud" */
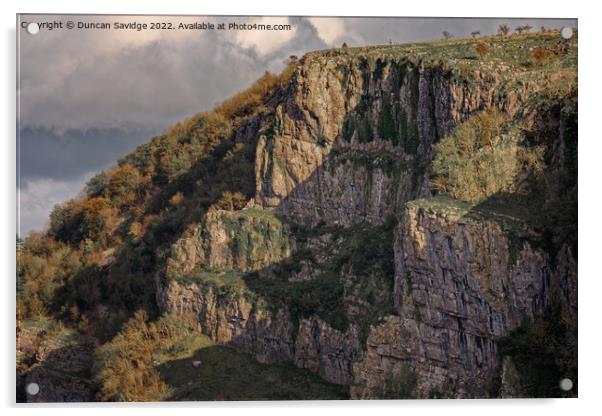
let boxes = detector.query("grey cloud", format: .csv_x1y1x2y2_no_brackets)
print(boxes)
18,126,158,182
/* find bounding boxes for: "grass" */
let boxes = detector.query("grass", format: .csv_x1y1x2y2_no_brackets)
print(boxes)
322,31,577,78
18,317,83,347
159,341,348,400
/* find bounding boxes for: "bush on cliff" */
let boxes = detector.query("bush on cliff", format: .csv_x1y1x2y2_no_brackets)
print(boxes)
432,109,544,203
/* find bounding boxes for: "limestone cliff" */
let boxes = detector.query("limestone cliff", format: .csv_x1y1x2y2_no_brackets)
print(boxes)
154,33,577,398
352,197,576,398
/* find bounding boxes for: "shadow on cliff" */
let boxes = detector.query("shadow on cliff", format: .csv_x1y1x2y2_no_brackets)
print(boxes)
50,120,261,341
157,344,348,401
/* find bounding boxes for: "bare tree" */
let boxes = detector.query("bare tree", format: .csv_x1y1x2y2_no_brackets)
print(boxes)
471,31,481,38
515,24,533,34
442,31,453,40
497,24,510,36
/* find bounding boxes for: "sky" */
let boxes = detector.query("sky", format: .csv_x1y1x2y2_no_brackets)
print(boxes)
16,15,577,236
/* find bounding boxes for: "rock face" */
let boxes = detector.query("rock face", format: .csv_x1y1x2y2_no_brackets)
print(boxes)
351,197,577,398
254,54,529,227
166,208,292,277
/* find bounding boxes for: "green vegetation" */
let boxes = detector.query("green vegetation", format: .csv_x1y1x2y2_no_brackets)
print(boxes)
17,317,83,375
340,65,421,154
327,146,409,179
94,310,172,401
432,109,544,203
495,303,577,398
373,364,418,399
18,61,299,341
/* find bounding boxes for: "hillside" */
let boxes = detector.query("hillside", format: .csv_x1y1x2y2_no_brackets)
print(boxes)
17,30,577,401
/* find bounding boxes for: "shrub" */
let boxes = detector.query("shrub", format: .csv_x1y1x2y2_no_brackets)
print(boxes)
377,96,396,141
107,164,143,208
432,109,544,203
210,191,248,211
94,312,200,401
85,172,109,197
496,303,577,397
475,43,489,59
17,235,82,318
497,24,510,36
532,47,551,65
94,311,167,401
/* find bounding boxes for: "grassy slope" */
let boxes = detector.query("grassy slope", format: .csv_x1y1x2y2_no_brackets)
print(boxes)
158,336,348,400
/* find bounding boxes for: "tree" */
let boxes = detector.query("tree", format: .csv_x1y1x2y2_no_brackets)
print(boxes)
475,43,489,59
442,31,453,40
471,31,481,38
85,172,109,197
107,164,142,208
498,24,510,36
78,196,113,244
515,25,532,34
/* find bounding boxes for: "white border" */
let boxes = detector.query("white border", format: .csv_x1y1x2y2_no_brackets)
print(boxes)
2,1,598,415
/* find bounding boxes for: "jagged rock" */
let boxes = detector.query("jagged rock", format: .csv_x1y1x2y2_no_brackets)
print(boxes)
154,37,576,399
294,317,360,385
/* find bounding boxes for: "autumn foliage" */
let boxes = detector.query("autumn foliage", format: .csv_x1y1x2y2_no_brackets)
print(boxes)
532,47,551,65
475,43,489,59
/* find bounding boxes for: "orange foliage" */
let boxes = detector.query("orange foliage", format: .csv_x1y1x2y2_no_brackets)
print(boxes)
532,47,551,65
475,43,489,59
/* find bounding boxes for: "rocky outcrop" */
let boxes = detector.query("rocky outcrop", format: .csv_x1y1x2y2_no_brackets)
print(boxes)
294,317,361,385
254,54,532,227
166,208,291,277
351,197,577,398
